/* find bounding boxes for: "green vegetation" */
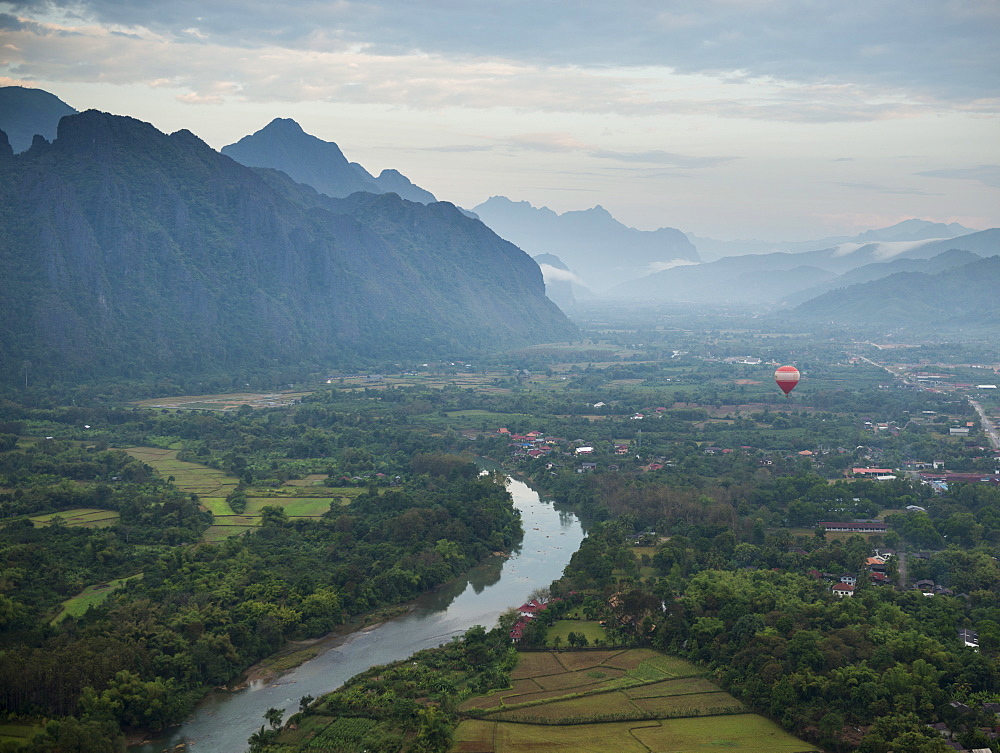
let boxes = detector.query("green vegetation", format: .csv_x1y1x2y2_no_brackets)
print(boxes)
1,324,998,752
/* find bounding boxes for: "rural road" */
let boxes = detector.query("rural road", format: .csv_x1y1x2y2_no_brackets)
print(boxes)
969,399,1000,450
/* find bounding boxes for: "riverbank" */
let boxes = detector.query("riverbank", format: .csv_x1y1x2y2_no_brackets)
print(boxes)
230,602,417,690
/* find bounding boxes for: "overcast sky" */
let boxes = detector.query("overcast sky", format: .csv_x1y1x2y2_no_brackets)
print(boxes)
2,0,998,239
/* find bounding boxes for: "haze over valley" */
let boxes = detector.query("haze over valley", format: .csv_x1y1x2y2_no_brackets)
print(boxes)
0,5,998,753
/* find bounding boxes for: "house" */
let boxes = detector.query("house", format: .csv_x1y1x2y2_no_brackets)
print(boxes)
958,628,979,648
819,521,888,534
575,446,594,455
832,583,855,598
518,599,548,618
839,574,857,586
852,468,893,476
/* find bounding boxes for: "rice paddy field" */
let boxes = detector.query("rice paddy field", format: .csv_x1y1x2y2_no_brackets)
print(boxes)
452,649,817,753
29,508,119,528
125,448,357,541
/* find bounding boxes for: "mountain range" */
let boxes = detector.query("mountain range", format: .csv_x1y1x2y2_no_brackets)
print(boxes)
0,110,576,384
687,219,979,262
470,197,701,293
612,230,1000,306
786,255,1000,332
2,85,997,351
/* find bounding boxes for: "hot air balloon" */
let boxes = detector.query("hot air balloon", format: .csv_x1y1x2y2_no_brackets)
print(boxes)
774,365,800,396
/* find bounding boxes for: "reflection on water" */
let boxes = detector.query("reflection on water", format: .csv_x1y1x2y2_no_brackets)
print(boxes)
133,476,585,753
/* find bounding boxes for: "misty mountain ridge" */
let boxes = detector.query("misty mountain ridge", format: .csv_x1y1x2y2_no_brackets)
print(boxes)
780,248,984,307
222,118,437,204
0,85,77,153
611,229,999,306
787,255,1000,332
688,218,979,262
471,196,700,293
0,110,575,384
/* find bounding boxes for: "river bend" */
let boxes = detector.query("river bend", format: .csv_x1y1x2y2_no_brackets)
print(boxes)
134,476,585,753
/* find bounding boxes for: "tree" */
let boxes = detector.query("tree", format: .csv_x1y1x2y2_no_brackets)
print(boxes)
259,505,288,526
264,706,283,730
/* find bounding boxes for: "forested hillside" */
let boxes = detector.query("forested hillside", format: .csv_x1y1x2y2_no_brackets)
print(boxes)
0,110,576,386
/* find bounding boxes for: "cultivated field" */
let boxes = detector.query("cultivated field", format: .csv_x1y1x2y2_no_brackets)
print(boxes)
125,448,354,541
29,508,119,528
453,649,817,753
132,391,312,411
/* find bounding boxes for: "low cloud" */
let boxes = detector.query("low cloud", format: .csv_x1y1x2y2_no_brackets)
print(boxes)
648,259,699,274
538,264,585,285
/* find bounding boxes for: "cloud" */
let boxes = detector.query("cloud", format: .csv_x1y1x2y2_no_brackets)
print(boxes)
2,0,996,114
835,181,942,196
498,133,730,169
417,144,495,153
589,149,734,168
648,259,699,273
916,165,1000,189
538,263,584,285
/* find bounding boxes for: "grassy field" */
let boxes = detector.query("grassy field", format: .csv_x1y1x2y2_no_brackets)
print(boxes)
29,508,119,528
545,619,607,646
453,650,817,752
50,574,143,624
243,496,337,517
125,448,357,540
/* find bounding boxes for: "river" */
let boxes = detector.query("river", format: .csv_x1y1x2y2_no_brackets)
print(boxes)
133,474,585,753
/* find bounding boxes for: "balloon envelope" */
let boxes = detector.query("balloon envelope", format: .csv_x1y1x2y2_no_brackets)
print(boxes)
775,365,800,395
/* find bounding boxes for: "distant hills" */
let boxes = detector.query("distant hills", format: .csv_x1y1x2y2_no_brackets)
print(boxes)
471,197,700,293
688,219,979,262
222,118,437,204
781,248,983,307
0,86,77,153
612,229,1000,306
787,255,1000,331
0,110,575,384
